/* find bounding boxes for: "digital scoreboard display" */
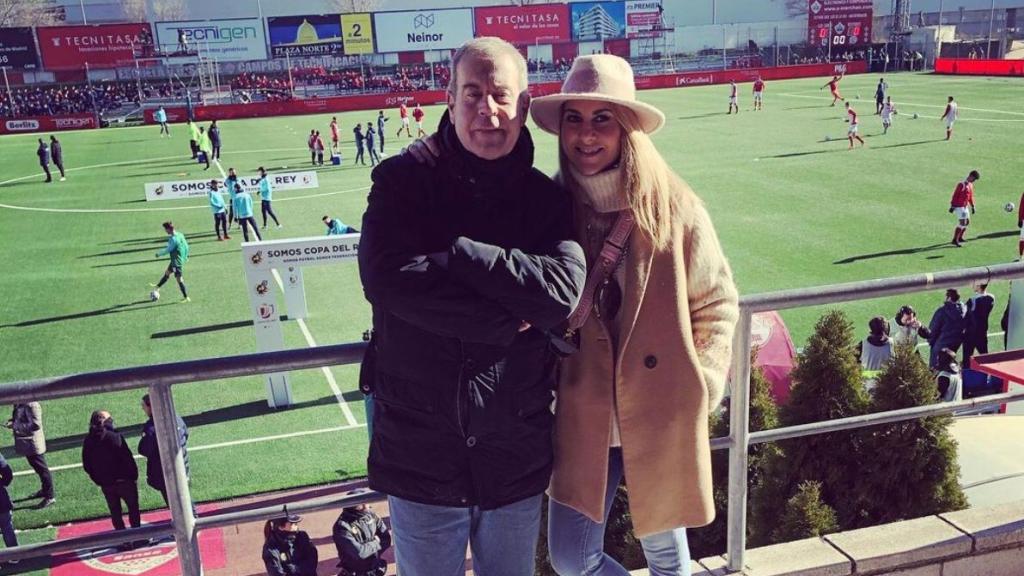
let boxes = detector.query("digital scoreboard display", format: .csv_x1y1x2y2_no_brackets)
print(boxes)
808,0,873,49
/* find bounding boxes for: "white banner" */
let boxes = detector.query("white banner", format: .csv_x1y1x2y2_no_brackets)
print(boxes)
144,171,319,202
625,1,663,38
155,18,269,62
244,234,360,271
373,9,474,53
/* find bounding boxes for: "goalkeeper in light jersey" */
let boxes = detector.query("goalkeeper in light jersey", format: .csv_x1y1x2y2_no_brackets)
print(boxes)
151,221,190,302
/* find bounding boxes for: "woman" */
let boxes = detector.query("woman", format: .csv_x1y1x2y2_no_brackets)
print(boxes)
262,512,318,576
531,55,739,575
81,410,141,549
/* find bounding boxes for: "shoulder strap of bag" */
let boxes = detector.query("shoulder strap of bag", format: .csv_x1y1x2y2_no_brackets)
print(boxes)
566,211,635,334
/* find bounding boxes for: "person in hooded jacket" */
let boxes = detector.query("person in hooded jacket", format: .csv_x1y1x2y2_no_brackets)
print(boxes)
856,316,894,371
82,410,141,535
928,289,967,370
891,305,931,349
262,512,317,576
963,282,995,369
333,489,390,576
6,402,54,509
137,394,193,513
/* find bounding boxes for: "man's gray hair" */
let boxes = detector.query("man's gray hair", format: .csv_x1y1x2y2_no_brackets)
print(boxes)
448,37,529,95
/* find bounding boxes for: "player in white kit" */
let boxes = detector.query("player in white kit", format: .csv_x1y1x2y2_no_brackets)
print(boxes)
941,96,958,141
880,96,896,134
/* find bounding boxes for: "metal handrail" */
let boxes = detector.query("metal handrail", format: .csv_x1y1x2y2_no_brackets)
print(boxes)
0,261,1020,572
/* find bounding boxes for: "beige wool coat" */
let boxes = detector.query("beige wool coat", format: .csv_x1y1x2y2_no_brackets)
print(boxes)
549,180,739,538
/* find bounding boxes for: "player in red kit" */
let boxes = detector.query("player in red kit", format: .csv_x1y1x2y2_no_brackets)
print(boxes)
845,102,865,149
396,102,412,138
949,170,979,247
412,104,426,137
752,77,765,111
727,80,739,114
821,73,845,106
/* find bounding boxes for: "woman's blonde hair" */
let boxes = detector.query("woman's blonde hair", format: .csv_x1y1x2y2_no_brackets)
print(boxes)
558,103,681,249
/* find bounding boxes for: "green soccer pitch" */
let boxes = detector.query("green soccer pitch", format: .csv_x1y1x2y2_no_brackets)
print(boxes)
0,71,1020,532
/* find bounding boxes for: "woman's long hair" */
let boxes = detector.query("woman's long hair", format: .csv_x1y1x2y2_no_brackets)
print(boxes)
557,103,682,250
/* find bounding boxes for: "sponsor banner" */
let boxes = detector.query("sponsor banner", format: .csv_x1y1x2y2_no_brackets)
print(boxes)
37,23,151,70
155,18,268,62
625,1,663,39
0,27,39,69
570,2,626,41
807,0,872,48
144,171,319,202
244,234,360,271
0,114,97,134
268,15,343,58
473,5,570,45
935,58,1024,77
341,13,374,54
373,9,474,53
631,61,866,90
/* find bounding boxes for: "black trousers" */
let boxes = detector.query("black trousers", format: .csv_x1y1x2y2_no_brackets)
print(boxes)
54,159,65,178
41,164,51,182
212,144,220,159
214,212,228,238
101,481,141,530
261,200,280,227
238,217,262,242
25,453,54,498
189,140,198,158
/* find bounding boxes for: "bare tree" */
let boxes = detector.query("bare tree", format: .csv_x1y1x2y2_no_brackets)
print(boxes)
327,0,383,13
0,0,63,28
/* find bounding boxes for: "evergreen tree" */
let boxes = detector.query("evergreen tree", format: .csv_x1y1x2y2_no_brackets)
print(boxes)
858,342,967,524
770,481,839,543
751,310,871,543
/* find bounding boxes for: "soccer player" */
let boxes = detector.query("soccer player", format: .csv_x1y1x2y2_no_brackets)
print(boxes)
874,78,888,114
187,120,200,159
845,102,865,149
941,96,959,141
232,183,262,242
727,80,739,114
329,117,340,156
323,215,357,235
364,122,380,166
155,106,170,137
313,131,325,166
197,126,212,170
412,103,426,137
353,124,366,165
208,179,229,241
307,129,317,165
376,110,388,154
225,167,239,229
880,96,897,134
36,139,51,183
208,120,221,160
822,73,845,106
752,76,765,111
949,170,979,247
257,167,281,229
49,135,66,181
396,102,411,138
152,221,190,302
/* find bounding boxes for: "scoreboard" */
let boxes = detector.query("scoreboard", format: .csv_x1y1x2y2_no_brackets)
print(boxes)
808,0,873,49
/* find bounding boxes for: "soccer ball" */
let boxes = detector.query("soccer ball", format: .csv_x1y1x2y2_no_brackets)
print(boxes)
856,94,860,99
825,135,832,142
913,113,919,119
1006,202,1016,213
150,290,160,302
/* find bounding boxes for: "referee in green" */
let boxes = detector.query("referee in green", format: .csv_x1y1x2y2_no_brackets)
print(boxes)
151,221,190,302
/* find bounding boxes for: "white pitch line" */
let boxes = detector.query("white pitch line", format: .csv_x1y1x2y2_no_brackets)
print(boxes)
12,421,366,477
776,92,1024,118
213,156,359,428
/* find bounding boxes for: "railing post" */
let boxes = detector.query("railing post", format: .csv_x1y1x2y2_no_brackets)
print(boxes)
727,309,753,572
148,384,203,576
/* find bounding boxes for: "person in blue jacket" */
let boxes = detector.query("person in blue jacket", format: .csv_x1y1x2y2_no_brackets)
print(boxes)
233,183,262,242
208,179,229,241
0,454,18,553
152,221,190,303
323,215,357,235
137,394,195,514
224,167,239,230
257,167,281,229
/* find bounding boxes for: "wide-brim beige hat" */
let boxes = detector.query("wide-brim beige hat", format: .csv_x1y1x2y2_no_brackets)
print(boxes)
531,54,665,136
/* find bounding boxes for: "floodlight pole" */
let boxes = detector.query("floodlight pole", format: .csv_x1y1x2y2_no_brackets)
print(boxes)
986,0,996,59
1,67,15,116
79,0,88,24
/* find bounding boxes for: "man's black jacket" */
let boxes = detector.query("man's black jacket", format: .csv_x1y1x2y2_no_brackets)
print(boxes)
358,113,585,510
333,507,390,574
82,422,138,487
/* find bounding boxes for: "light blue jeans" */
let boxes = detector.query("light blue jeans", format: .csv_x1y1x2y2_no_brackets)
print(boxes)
548,448,691,576
388,493,542,576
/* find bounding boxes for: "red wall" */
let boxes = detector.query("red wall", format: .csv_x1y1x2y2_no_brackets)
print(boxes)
935,58,1024,76
0,114,97,135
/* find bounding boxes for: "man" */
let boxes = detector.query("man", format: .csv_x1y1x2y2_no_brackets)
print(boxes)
357,36,585,576
941,95,959,140
949,170,979,247
82,410,141,548
963,282,995,368
258,167,281,229
333,489,391,576
151,221,191,303
208,120,221,160
353,124,366,165
308,129,317,165
197,126,212,170
36,139,51,183
263,511,317,576
822,73,845,106
845,102,865,149
727,80,739,114
928,289,967,369
233,183,262,242
880,96,897,134
752,76,765,111
50,135,66,181
874,77,888,114
330,116,341,156
225,167,239,230
176,29,188,54
412,103,426,137
187,120,200,159
0,454,17,553
364,122,380,166
6,403,54,508
313,131,325,166
396,102,411,138
155,106,170,137
324,215,357,235
137,394,193,510
207,179,229,241
376,110,388,154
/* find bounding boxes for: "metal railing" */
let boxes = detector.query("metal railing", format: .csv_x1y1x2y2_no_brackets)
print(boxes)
0,262,1022,573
